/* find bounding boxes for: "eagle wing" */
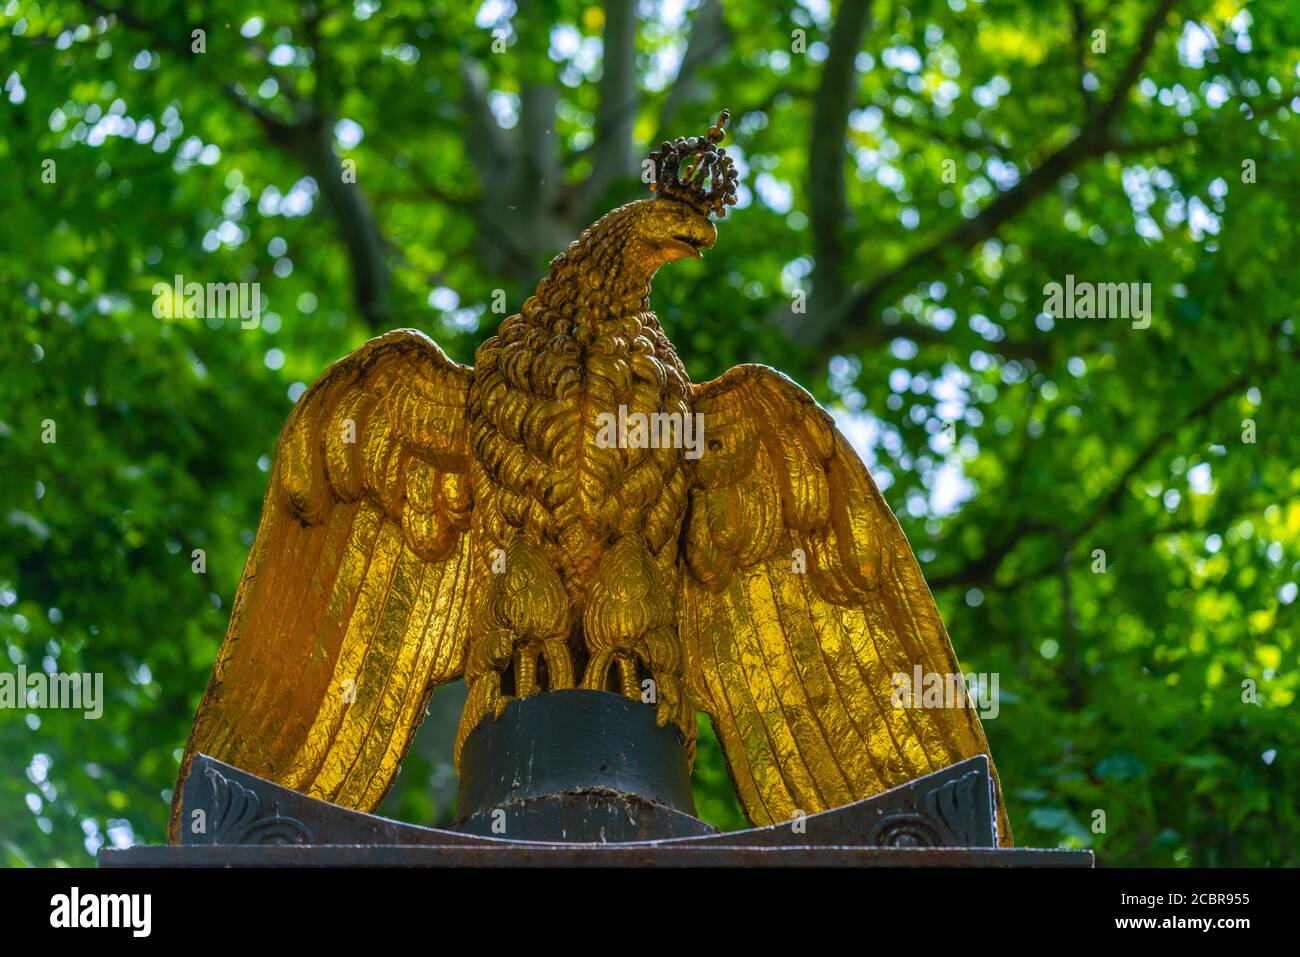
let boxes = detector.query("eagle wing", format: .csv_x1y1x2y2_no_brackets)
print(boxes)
679,364,1010,843
169,329,480,841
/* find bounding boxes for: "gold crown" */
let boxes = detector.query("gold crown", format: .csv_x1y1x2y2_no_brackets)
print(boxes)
647,109,739,218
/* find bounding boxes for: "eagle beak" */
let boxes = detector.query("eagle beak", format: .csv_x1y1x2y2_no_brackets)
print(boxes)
667,219,717,259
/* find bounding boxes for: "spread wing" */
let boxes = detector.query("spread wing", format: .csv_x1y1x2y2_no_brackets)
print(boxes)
679,364,1010,844
169,329,480,841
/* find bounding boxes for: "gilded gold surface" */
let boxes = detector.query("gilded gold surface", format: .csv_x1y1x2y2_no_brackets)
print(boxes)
172,114,1010,845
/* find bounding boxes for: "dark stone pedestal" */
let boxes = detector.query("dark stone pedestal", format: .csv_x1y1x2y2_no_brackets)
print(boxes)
101,844,1089,867
102,691,1092,868
454,691,713,841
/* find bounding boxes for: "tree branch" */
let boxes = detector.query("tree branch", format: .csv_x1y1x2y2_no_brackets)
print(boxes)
82,0,394,328
930,363,1254,592
1059,528,1084,708
1095,0,1181,133
853,314,1050,362
882,108,1011,159
806,0,873,322
1074,367,1249,539
288,117,392,328
1070,0,1096,115
459,60,513,182
802,0,1182,360
589,0,640,199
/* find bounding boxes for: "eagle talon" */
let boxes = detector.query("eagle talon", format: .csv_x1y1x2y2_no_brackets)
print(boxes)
542,637,574,690
616,655,640,699
514,638,574,696
581,650,614,691
455,672,512,763
581,650,645,701
651,672,681,728
513,647,539,697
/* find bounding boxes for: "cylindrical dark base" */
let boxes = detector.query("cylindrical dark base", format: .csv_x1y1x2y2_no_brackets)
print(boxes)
454,690,716,842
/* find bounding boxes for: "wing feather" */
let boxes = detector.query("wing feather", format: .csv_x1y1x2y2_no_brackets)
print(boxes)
169,330,480,842
680,364,1011,843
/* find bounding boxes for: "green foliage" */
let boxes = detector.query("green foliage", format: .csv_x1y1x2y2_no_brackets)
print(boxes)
1,0,1297,866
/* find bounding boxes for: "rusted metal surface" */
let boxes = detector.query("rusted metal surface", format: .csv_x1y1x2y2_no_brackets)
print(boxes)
455,789,717,842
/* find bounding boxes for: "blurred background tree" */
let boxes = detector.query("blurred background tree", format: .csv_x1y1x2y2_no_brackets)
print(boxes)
1,0,1297,867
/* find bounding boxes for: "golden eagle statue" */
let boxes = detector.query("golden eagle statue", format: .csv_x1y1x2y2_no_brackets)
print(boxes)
172,112,1010,844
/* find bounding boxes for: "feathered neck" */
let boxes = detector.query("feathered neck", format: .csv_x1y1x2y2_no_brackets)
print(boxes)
530,202,655,322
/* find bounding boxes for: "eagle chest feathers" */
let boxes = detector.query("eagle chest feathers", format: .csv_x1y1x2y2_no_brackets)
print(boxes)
467,299,694,605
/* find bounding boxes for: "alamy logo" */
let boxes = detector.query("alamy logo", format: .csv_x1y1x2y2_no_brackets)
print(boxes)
50,887,151,937
891,665,1000,719
152,274,262,328
594,405,705,460
1042,274,1152,329
0,666,102,719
